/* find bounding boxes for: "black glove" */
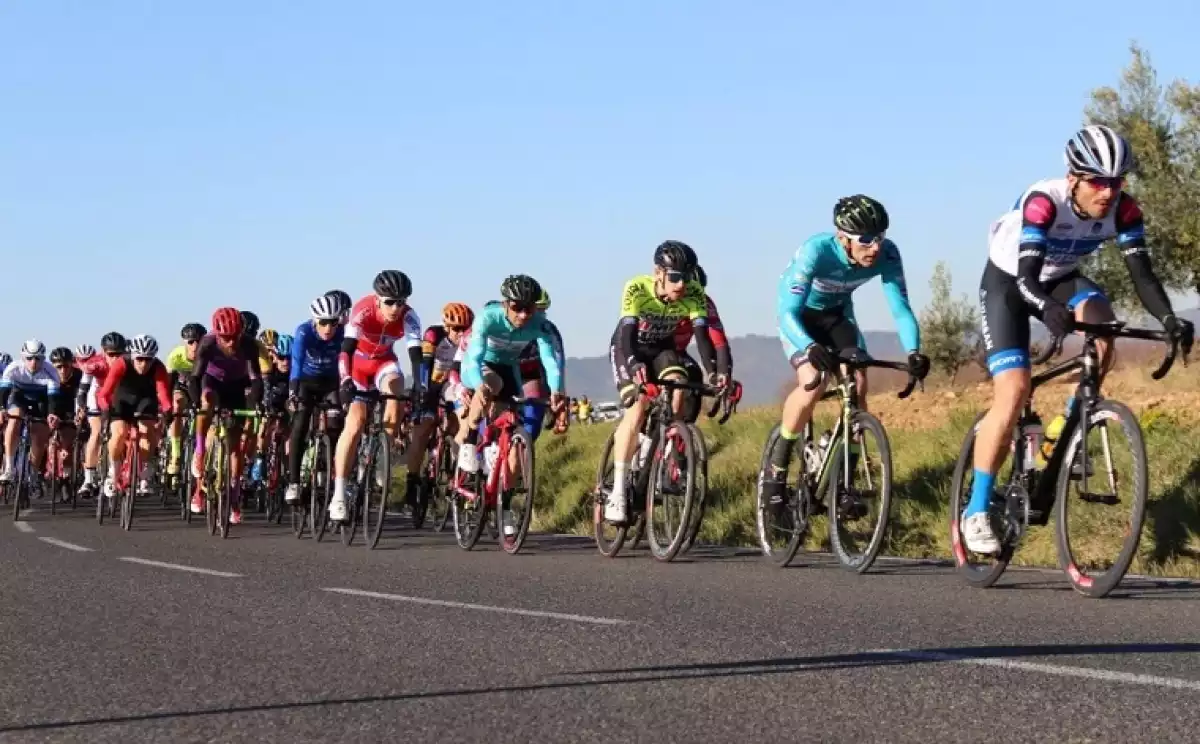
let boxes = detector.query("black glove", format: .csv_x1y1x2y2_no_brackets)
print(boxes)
339,377,358,406
907,351,931,380
805,344,838,375
1041,302,1074,338
1164,314,1194,341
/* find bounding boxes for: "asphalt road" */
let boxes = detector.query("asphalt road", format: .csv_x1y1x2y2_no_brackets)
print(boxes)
3,496,1200,743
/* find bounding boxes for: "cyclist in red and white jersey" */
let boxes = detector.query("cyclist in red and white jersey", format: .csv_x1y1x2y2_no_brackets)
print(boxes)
75,332,127,498
330,270,423,522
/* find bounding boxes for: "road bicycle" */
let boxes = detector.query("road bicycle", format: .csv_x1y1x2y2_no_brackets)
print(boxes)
44,424,81,515
292,399,338,538
450,396,553,554
5,414,46,521
201,408,260,539
593,379,724,562
102,412,163,531
417,402,458,533
949,321,1189,598
756,356,920,572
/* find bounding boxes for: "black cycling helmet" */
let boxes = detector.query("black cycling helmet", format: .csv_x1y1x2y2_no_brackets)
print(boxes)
324,289,352,312
373,270,412,300
653,240,698,272
100,331,127,353
49,346,73,364
833,194,889,235
239,310,260,339
181,322,206,341
500,274,543,304
692,265,707,288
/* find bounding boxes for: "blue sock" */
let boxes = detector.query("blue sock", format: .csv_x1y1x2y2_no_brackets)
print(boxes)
964,469,995,517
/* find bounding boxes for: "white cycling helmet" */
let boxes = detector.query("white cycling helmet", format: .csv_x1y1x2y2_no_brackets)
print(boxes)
128,334,158,358
21,339,45,359
75,343,97,360
310,294,341,321
1065,124,1133,178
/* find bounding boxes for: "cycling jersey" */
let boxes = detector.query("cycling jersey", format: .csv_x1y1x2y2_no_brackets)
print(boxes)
291,320,343,389
673,294,732,376
341,295,422,362
192,334,260,383
460,302,564,395
517,314,565,383
257,339,273,376
0,361,62,408
612,275,717,383
76,354,115,414
96,356,172,413
984,178,1170,320
777,232,919,357
420,325,466,387
165,345,194,375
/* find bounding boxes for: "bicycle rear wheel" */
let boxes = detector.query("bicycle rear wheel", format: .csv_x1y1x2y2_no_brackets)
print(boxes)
1054,400,1148,598
680,427,709,554
646,422,696,562
366,432,392,549
426,433,452,532
827,411,893,573
48,439,59,517
592,430,630,557
499,430,535,554
755,424,807,567
179,435,195,523
949,412,1017,587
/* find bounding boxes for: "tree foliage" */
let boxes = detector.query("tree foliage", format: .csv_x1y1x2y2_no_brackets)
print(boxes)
1082,43,1200,315
919,261,978,381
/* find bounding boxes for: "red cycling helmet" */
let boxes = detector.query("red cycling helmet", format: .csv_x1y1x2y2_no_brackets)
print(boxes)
211,307,244,338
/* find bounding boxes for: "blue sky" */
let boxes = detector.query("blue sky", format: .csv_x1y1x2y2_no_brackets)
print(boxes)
3,0,1197,362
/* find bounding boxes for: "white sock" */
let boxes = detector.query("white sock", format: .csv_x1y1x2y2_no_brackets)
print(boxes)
333,477,346,498
612,461,629,497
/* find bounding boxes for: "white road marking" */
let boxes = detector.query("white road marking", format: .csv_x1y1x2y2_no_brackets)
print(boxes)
883,648,1200,692
118,557,242,578
323,587,631,626
13,521,34,533
38,537,94,552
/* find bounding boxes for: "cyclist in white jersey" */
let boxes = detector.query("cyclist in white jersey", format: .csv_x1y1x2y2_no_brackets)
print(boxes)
961,125,1193,554
0,340,63,493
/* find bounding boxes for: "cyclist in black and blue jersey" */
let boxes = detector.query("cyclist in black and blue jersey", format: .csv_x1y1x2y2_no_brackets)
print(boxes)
284,294,345,504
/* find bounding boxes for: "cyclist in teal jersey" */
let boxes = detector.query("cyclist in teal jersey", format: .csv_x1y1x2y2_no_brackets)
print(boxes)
455,275,567,474
762,195,930,503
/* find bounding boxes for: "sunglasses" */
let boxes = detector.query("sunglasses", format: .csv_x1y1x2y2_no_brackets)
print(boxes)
185,339,199,346
52,363,70,370
508,301,535,315
217,334,238,343
664,270,688,285
1083,176,1123,191
845,231,885,246
316,318,338,328
379,297,405,307
446,325,467,333
104,351,122,358
133,355,153,362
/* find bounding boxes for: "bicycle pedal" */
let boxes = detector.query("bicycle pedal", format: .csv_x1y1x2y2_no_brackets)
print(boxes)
1078,491,1119,505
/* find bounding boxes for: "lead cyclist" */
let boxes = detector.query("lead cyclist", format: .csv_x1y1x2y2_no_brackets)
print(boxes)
962,124,1194,554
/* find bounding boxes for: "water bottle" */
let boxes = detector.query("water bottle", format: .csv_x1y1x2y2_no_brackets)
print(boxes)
817,430,832,454
1020,414,1044,471
482,442,500,476
635,432,652,470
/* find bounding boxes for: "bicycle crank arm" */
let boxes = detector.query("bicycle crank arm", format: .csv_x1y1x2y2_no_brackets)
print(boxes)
1077,491,1120,505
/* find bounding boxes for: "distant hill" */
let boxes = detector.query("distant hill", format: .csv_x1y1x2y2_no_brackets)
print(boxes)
564,308,1200,406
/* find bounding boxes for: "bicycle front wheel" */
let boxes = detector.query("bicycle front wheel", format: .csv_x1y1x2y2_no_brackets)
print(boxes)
499,430,535,554
1054,400,1148,598
755,425,806,566
592,429,629,558
452,470,488,550
365,431,392,549
121,445,139,531
312,434,333,542
827,411,893,573
646,422,696,562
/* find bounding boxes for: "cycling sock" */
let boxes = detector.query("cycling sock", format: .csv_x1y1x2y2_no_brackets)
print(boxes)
170,435,181,461
612,461,629,495
964,469,995,517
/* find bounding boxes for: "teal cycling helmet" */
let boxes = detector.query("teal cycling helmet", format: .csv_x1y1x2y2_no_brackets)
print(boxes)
274,334,294,358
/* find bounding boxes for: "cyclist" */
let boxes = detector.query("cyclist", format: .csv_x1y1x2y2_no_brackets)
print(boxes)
250,333,292,485
330,270,423,522
673,264,735,422
47,347,82,500
165,323,206,477
0,340,62,496
762,195,929,507
511,288,566,445
285,294,345,504
963,125,1191,554
96,335,171,498
0,353,11,377
603,241,720,523
188,307,263,522
407,302,474,510
76,332,126,497
455,275,567,482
